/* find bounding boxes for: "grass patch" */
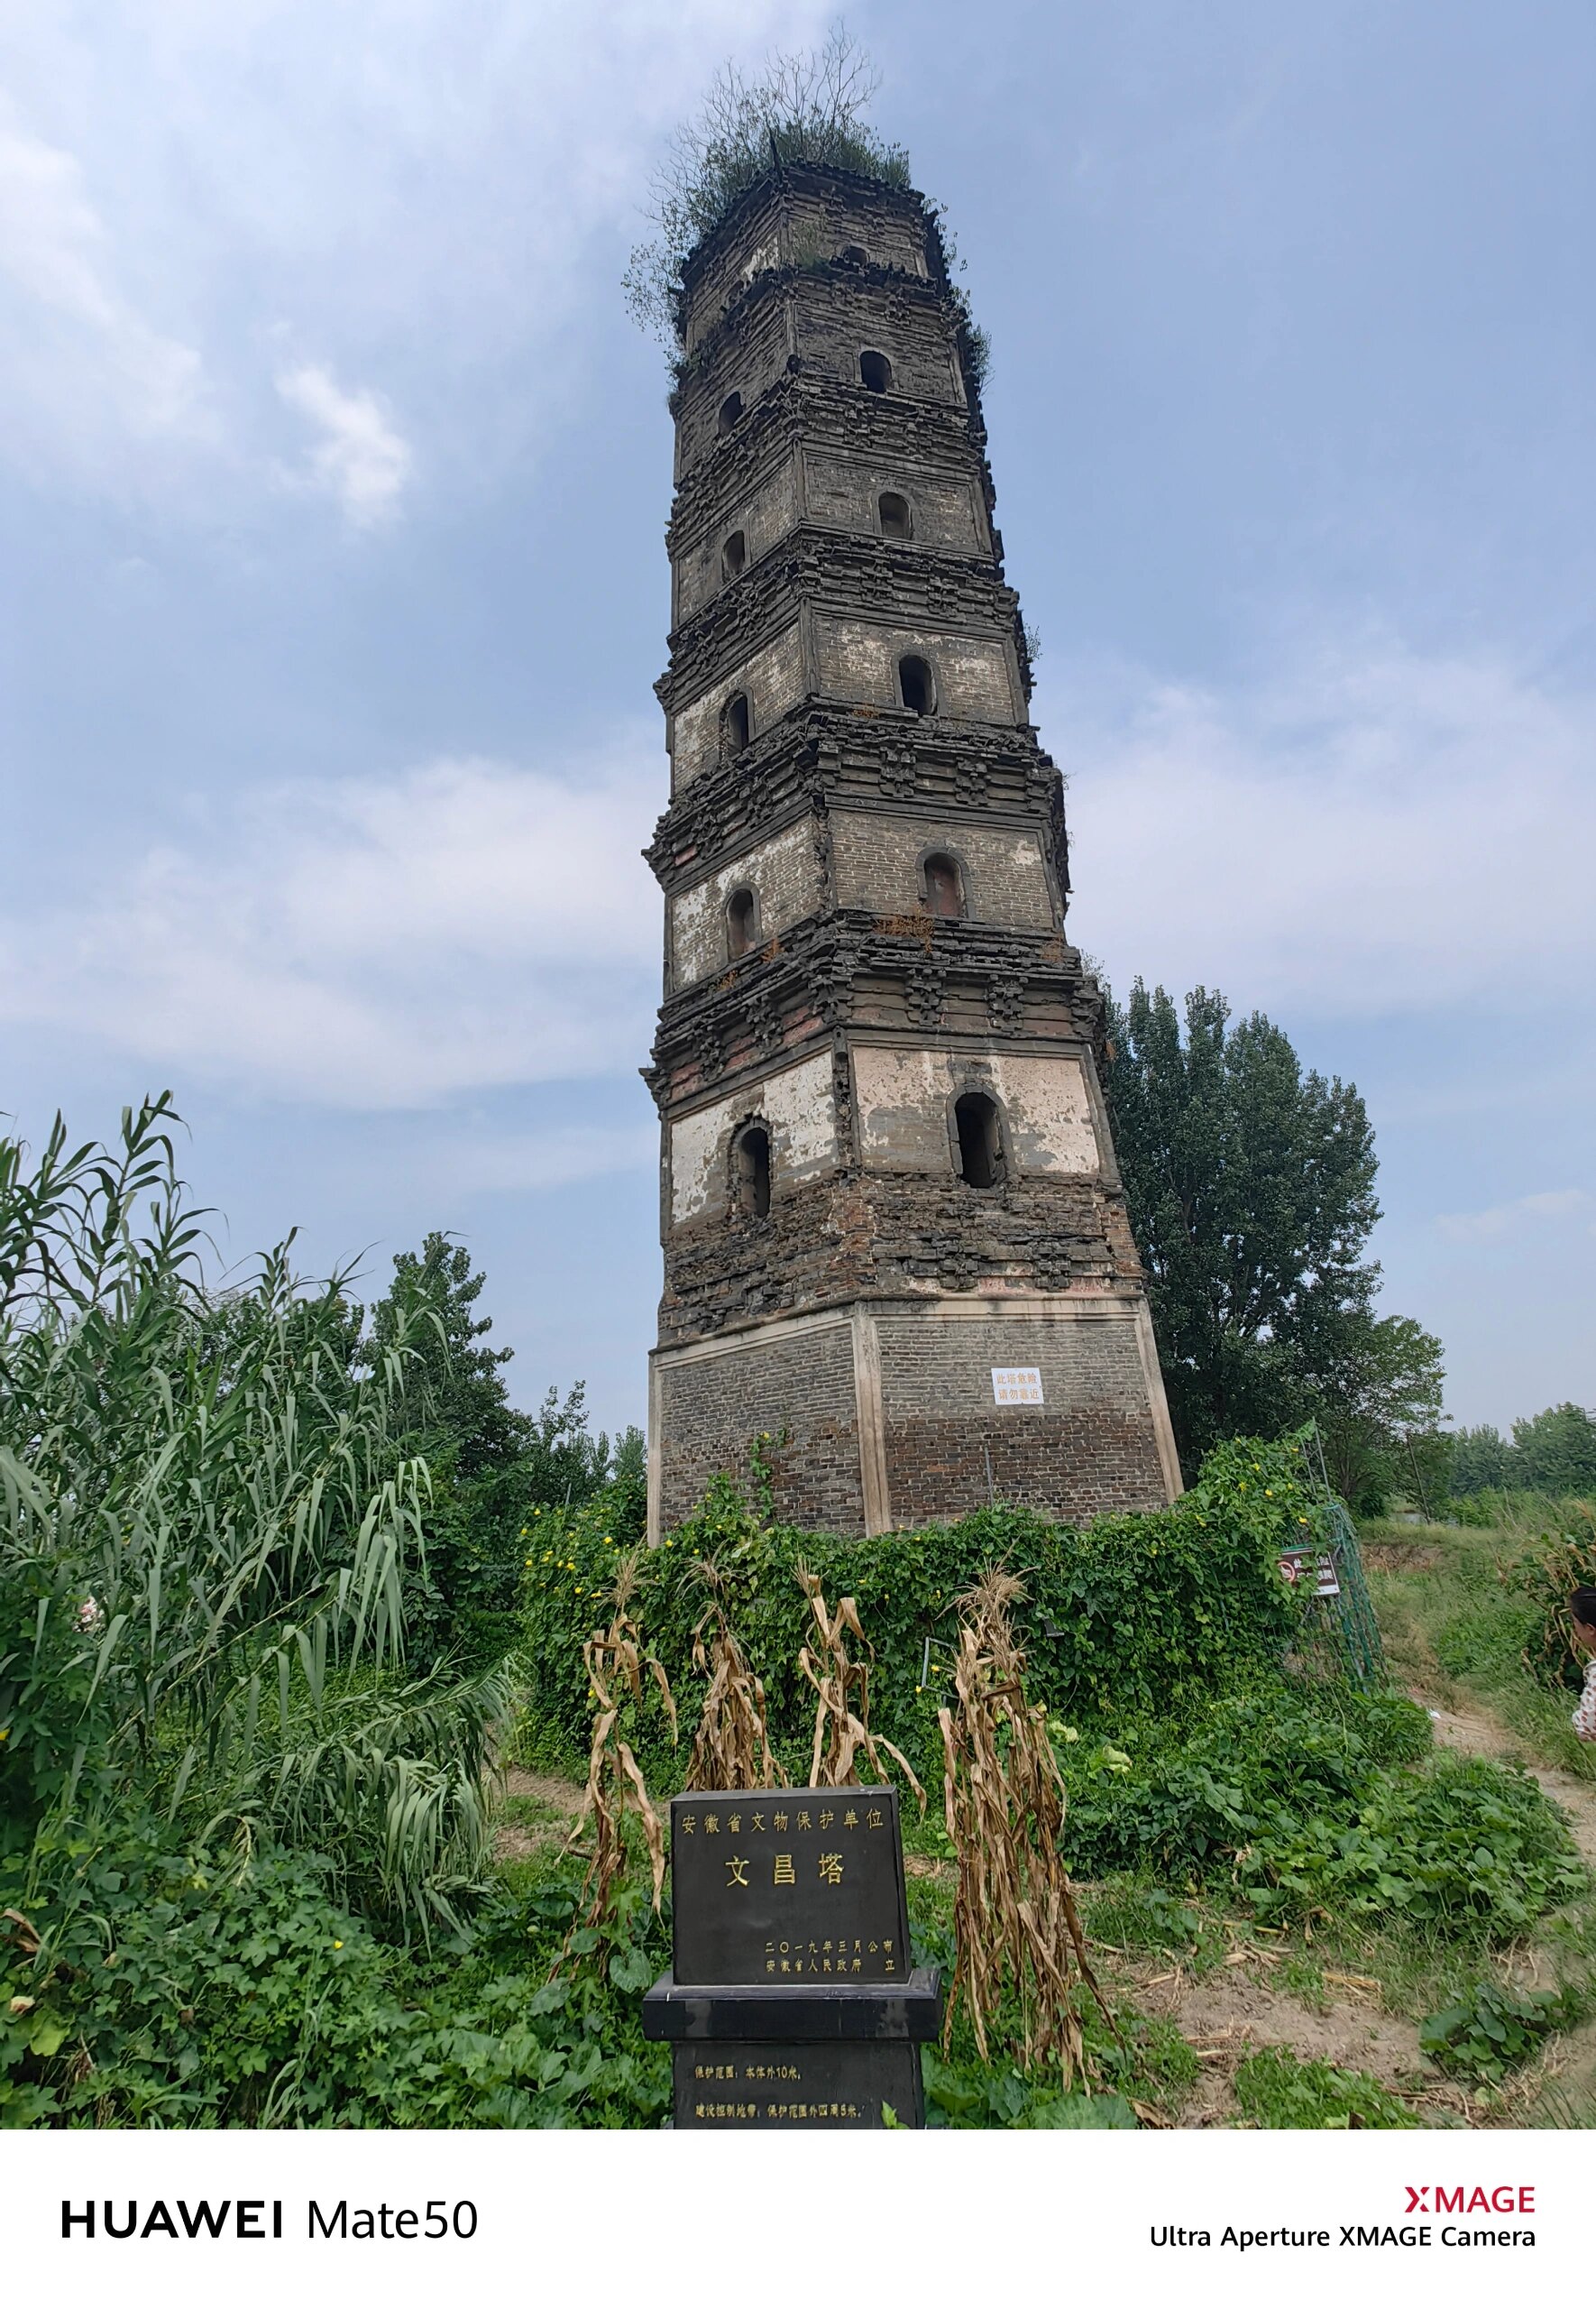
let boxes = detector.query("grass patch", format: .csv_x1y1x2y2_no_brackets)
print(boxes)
1364,1517,1596,1778
1234,2047,1421,2129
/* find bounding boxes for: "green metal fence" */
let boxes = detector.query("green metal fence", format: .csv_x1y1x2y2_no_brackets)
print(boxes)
1280,1427,1389,1689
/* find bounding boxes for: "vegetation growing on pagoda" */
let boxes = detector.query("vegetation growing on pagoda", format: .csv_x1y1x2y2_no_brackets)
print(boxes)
623,29,910,347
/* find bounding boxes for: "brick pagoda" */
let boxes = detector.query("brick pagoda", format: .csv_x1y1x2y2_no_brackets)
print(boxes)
643,157,1179,1539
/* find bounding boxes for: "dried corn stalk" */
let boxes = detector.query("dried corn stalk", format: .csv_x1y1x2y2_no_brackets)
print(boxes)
939,1568,1110,2084
684,1559,787,1791
564,1553,676,1947
796,1563,924,1807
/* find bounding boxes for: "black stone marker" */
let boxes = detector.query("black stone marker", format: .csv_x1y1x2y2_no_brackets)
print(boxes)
642,1785,941,2129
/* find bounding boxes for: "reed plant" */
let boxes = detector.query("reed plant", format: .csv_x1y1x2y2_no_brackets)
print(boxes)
0,1096,513,1933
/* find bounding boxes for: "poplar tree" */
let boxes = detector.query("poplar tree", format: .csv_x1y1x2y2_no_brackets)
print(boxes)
1103,980,1443,1502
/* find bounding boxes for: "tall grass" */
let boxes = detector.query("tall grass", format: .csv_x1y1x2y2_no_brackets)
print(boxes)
1362,1513,1596,1780
0,1096,513,1932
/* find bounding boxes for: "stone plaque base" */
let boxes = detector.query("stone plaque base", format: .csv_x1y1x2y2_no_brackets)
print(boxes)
674,2040,923,2130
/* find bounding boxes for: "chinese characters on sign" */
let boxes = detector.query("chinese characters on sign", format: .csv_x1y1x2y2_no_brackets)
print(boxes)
1277,1547,1343,1598
670,1788,909,1988
990,1366,1044,1405
760,1935,896,1977
670,2039,923,2130
647,1784,937,2128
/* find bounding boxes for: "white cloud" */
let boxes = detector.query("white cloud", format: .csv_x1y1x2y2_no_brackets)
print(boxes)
0,742,664,1108
1435,1188,1595,1246
0,112,208,479
1060,639,1596,1020
0,0,833,510
276,362,411,527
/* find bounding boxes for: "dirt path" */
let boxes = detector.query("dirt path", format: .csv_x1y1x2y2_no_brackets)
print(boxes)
1395,1687,1596,2123
1129,1691,1596,2127
492,1766,586,1863
1102,1945,1439,2127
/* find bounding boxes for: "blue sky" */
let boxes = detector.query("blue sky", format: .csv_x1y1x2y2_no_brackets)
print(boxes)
2,0,1591,1442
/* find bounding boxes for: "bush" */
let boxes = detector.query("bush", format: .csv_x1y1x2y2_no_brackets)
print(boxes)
518,1434,1319,1782
1503,1508,1596,1693
1059,1687,1433,1880
1,1818,670,2130
1060,1691,1582,1941
623,34,911,347
1235,1753,1584,1936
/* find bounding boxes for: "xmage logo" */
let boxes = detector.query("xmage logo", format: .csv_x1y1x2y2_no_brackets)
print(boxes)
1404,2187,1536,2215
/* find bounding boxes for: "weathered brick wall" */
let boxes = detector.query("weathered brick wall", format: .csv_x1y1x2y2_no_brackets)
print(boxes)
674,451,803,622
851,1047,1100,1177
664,538,1020,720
874,1307,1169,1522
671,621,803,789
658,1164,1145,1346
792,276,965,406
674,291,795,475
669,1051,839,1226
812,614,1020,722
830,811,1055,925
671,816,820,988
804,452,987,553
775,184,930,284
655,1318,865,1533
678,179,932,355
653,1297,1168,1537
647,707,1069,900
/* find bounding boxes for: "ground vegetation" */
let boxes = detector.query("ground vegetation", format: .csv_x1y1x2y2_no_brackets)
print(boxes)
9,1105,1596,2130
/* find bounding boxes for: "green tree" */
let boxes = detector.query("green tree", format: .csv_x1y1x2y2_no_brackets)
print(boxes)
1449,1423,1513,1495
1446,1406,1596,1499
362,1234,645,1661
367,1233,527,1476
1512,1403,1596,1496
1312,1311,1447,1514
1104,981,1445,1500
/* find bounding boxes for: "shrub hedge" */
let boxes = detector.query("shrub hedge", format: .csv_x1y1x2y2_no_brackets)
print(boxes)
517,1434,1318,1780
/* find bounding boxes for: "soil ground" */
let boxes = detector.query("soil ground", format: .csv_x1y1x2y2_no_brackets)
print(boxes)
1151,1687,1596,2125
492,1767,586,1863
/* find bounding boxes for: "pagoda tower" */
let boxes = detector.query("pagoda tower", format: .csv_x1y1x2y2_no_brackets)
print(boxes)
643,158,1180,1540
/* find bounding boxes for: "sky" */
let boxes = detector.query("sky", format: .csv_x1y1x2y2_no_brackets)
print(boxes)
1,0,1591,1443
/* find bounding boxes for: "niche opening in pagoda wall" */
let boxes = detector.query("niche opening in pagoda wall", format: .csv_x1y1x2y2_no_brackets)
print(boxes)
955,1092,1004,1190
899,654,935,714
733,1122,772,1219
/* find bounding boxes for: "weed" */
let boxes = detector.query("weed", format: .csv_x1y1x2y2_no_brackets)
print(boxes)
1234,2047,1421,2129
683,1559,784,1791
564,1557,675,1948
1420,1980,1577,2084
796,1564,922,1799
